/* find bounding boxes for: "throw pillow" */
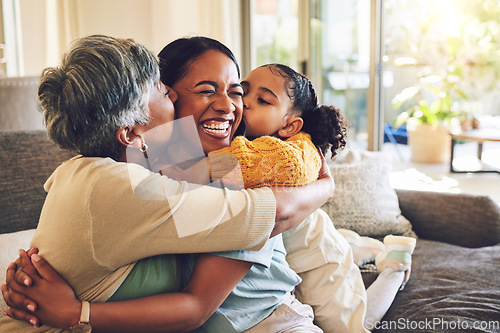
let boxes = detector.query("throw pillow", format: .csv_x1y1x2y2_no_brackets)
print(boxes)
321,149,415,238
0,229,35,318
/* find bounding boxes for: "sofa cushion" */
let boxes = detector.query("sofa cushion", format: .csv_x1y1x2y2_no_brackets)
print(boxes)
321,150,415,238
396,189,500,248
0,229,36,318
0,130,73,233
363,239,500,332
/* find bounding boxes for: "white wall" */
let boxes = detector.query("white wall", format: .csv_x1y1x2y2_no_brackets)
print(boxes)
77,0,153,46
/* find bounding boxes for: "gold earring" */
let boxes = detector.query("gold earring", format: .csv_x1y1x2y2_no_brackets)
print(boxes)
138,136,148,152
138,136,152,171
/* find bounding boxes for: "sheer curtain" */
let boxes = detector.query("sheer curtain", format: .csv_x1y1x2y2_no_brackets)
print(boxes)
2,0,243,129
45,0,80,67
15,0,242,75
151,0,242,62
1,0,23,76
198,0,242,60
0,0,80,130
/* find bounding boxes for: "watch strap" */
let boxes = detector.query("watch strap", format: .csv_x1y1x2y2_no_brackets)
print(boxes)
70,301,92,332
80,301,90,323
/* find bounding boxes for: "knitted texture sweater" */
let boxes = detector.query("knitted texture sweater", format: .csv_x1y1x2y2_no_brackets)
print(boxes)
208,132,321,189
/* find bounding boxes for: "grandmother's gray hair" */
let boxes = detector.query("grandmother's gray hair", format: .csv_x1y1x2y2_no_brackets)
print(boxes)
38,34,159,160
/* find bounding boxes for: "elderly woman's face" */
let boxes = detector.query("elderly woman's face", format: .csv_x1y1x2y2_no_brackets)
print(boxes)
148,82,177,126
136,82,178,146
172,50,243,153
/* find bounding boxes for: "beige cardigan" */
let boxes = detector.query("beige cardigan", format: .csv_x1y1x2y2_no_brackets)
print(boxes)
0,156,276,332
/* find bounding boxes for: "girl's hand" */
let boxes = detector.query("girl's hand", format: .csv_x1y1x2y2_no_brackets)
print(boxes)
2,251,81,329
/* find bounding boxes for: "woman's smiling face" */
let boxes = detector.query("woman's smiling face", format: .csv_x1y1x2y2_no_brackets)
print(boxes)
171,50,243,153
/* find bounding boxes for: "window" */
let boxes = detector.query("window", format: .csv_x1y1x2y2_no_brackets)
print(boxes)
248,0,299,71
383,0,500,128
310,0,373,149
0,0,23,76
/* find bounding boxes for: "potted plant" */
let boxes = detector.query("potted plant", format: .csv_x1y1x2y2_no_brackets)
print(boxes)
386,0,500,163
391,66,466,163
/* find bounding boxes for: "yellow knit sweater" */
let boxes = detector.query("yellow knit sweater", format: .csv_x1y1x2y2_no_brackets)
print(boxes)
208,132,321,188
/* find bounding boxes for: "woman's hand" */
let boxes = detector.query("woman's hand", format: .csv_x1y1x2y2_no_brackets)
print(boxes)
1,250,81,329
317,148,334,185
1,262,39,327
270,149,334,237
2,249,39,326
160,158,211,185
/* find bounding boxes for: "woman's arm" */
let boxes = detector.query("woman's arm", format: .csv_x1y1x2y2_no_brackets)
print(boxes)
2,160,333,328
140,149,334,247
168,146,335,238
3,251,251,332
84,157,330,263
88,254,252,333
2,152,333,329
207,135,334,237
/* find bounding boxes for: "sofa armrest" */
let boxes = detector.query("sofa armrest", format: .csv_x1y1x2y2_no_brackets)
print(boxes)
395,189,500,248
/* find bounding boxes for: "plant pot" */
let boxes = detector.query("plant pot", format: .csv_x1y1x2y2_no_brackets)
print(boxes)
407,122,451,163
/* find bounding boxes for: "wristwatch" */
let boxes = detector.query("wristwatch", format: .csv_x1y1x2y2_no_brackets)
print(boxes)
70,301,92,333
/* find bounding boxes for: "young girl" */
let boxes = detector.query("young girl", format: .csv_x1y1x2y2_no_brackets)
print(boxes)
205,63,417,332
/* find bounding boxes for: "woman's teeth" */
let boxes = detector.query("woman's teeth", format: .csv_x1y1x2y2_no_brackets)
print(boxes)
203,122,229,134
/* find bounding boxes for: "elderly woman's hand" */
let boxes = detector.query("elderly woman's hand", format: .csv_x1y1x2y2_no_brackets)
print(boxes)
2,249,81,330
317,148,335,197
160,158,211,185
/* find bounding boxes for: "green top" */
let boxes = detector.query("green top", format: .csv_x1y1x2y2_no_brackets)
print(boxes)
108,254,183,302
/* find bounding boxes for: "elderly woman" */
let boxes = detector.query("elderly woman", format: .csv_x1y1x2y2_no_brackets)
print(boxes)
1,35,334,332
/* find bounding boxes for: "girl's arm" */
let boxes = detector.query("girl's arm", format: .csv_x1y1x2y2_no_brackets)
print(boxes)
3,251,251,332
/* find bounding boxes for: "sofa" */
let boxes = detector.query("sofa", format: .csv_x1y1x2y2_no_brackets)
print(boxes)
1,130,499,332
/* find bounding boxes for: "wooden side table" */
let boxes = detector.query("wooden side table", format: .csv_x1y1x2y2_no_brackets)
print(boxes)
450,128,500,173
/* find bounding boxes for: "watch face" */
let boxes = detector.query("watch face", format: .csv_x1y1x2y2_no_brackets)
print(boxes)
72,323,92,333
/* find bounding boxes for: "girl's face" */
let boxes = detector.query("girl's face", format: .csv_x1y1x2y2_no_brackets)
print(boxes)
172,50,243,153
241,66,293,138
